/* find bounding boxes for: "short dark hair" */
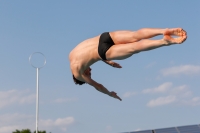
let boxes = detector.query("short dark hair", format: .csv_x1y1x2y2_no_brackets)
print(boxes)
72,75,86,85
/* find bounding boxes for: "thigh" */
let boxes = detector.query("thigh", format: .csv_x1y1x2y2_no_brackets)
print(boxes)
106,42,138,60
109,30,140,44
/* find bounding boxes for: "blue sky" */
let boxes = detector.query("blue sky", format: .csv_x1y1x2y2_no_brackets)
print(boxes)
0,1,200,133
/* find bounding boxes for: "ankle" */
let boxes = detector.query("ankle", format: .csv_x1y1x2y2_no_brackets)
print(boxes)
162,28,169,35
161,39,170,45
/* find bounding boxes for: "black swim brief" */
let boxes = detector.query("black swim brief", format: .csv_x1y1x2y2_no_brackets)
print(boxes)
98,32,114,60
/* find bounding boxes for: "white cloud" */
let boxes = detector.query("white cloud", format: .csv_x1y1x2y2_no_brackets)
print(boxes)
161,65,200,76
54,98,78,103
147,95,176,107
191,97,200,105
0,89,35,108
145,62,156,68
122,91,137,98
40,117,75,132
170,85,192,98
143,83,199,107
0,113,35,133
105,125,112,132
0,126,19,133
55,117,74,126
183,97,200,106
134,128,142,131
142,82,172,94
0,113,75,133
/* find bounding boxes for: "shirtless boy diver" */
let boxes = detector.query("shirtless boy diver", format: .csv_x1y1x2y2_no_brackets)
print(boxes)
69,28,187,101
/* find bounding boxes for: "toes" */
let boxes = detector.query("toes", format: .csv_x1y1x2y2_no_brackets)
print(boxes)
174,38,181,44
173,28,187,37
177,36,187,44
175,28,183,36
182,29,187,35
182,35,187,42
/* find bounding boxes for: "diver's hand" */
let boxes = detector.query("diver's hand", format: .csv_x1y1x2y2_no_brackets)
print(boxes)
109,91,122,101
110,61,122,68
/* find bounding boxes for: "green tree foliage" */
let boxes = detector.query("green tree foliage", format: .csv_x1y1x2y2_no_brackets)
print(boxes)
34,131,46,133
12,129,21,133
12,129,31,133
12,129,47,133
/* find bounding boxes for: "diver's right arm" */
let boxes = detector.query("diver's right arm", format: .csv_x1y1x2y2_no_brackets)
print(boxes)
81,74,122,101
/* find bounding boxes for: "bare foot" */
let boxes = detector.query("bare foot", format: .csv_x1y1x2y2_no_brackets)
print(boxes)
164,28,186,36
163,35,186,44
163,28,187,44
109,91,122,101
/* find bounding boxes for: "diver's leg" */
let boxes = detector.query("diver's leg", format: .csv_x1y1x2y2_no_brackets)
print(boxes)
106,33,187,60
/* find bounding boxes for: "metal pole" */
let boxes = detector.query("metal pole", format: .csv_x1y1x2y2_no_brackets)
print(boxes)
36,68,39,133
29,52,46,133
